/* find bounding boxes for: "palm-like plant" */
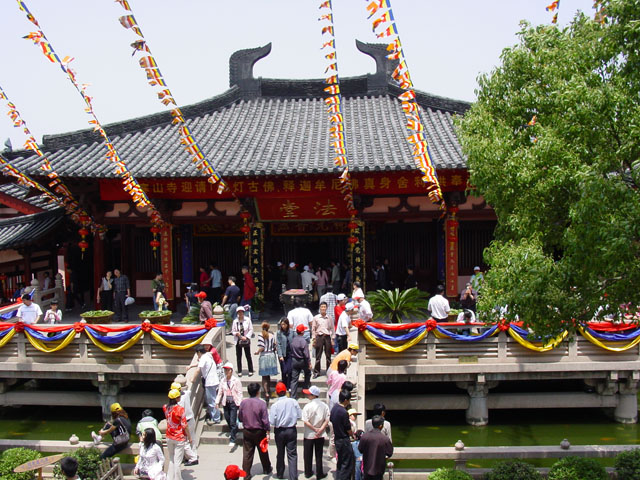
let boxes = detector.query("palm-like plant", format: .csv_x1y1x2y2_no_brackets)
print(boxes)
367,287,430,323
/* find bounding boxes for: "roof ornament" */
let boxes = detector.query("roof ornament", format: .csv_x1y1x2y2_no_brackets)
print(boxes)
355,40,399,93
3,138,11,153
229,43,272,95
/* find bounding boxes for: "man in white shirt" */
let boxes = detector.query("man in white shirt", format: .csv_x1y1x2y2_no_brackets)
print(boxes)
364,403,392,442
353,293,373,322
287,299,313,343
301,266,318,293
427,285,450,322
17,294,42,324
301,386,330,479
196,345,221,425
335,302,356,352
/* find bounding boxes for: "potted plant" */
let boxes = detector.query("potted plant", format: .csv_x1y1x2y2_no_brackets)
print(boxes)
367,288,430,323
80,310,114,324
138,310,172,324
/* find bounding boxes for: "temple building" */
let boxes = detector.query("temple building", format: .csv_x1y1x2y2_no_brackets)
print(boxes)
1,41,496,305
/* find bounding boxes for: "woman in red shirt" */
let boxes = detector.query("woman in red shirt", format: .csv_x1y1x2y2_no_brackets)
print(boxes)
164,388,192,480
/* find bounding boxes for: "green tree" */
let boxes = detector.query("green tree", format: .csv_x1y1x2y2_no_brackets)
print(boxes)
456,1,640,337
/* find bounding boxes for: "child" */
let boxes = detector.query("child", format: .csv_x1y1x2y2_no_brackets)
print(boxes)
352,429,364,480
44,299,63,324
59,456,79,480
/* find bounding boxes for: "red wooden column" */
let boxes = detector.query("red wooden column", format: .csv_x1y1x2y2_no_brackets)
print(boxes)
93,234,105,308
445,206,459,298
160,226,174,308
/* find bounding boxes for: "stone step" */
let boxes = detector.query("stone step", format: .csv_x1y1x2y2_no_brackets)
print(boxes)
204,415,310,433
200,429,320,446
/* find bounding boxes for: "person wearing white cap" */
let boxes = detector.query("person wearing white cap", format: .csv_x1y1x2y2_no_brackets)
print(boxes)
286,262,302,290
216,362,243,448
335,302,356,352
302,385,330,479
470,266,485,291
301,265,318,293
232,307,254,377
333,293,348,353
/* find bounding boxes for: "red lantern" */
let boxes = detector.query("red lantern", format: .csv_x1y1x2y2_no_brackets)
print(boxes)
150,239,161,249
150,226,161,235
348,209,358,217
240,225,251,234
78,240,89,250
348,221,358,230
78,228,89,237
0,273,7,281
347,236,358,245
78,215,90,225
242,239,252,248
240,212,252,220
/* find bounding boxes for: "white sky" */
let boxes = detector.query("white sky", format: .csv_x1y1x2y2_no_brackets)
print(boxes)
0,0,594,149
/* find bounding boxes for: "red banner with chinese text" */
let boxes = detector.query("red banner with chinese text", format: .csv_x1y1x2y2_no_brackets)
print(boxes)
445,219,458,297
99,170,468,201
160,226,174,301
257,195,349,221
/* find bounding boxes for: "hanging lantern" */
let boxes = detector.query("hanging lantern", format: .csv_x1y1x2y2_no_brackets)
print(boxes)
242,239,252,248
78,228,89,237
348,209,358,217
78,240,89,259
347,236,358,245
240,225,251,234
240,211,252,220
150,226,161,235
0,273,7,282
78,215,90,225
347,221,358,230
150,239,161,257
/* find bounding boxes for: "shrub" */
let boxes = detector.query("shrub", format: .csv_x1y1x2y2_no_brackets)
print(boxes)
52,447,102,480
486,460,542,480
615,448,640,480
0,447,42,480
368,288,430,323
428,467,473,480
547,456,607,480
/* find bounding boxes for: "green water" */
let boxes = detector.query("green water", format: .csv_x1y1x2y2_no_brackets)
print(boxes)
1,406,639,470
387,408,640,469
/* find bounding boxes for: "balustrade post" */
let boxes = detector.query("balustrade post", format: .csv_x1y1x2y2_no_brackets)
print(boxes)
615,374,639,424
213,305,226,361
497,331,507,361
54,273,65,310
29,278,41,305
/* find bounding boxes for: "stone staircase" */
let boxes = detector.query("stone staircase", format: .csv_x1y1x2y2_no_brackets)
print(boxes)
199,375,333,446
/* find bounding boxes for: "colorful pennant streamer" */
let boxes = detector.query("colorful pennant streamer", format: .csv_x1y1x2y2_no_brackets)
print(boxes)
0,86,106,235
0,320,223,353
363,0,442,204
318,0,356,213
16,0,167,228
546,0,560,24
112,0,230,195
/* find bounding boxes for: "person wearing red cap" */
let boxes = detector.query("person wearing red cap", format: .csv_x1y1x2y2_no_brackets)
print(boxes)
290,324,312,399
269,382,301,480
196,291,213,324
224,464,247,480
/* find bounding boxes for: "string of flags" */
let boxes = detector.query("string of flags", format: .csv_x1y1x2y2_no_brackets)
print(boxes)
318,0,356,215
0,85,106,234
16,0,167,228
113,0,230,196
546,0,560,24
363,0,443,204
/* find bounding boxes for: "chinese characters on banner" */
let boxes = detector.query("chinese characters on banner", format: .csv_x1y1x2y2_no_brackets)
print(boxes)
99,170,469,202
445,219,458,297
250,223,264,302
160,225,174,301
258,196,350,221
349,221,366,290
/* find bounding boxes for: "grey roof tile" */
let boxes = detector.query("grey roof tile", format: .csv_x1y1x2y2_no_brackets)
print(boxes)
0,183,57,211
0,208,64,249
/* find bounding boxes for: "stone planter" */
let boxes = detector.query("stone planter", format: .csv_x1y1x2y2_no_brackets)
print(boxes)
138,311,172,324
80,311,114,324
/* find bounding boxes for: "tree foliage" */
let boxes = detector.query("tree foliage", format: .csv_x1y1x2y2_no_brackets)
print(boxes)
456,1,640,337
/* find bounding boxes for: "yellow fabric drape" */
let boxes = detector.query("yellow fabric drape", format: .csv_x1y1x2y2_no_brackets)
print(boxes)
508,328,568,352
578,326,640,352
24,329,77,353
361,328,428,352
149,330,209,350
0,328,16,348
85,329,144,353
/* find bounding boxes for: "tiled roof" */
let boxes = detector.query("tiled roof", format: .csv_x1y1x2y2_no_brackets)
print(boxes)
0,208,64,250
6,42,470,180
0,183,57,211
